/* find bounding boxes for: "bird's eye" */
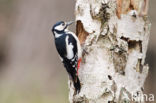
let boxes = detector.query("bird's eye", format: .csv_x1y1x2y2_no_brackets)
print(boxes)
62,23,65,26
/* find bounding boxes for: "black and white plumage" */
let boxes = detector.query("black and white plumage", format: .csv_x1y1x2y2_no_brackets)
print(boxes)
51,21,82,93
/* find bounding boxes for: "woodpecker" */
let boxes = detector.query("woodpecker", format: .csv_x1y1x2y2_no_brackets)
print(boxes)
51,21,82,93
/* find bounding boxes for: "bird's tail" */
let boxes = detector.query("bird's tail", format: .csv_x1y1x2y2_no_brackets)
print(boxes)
68,72,81,93
73,75,81,93
63,60,81,93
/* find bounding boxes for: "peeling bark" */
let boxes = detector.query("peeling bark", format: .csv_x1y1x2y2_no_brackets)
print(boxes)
69,0,150,103
76,20,89,44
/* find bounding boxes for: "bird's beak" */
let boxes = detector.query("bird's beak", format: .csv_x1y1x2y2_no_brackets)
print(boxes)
66,21,74,26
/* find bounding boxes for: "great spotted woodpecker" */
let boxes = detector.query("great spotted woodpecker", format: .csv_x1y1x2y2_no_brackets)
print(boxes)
51,21,82,93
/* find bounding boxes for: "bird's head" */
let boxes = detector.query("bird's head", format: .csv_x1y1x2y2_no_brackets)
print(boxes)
52,21,74,36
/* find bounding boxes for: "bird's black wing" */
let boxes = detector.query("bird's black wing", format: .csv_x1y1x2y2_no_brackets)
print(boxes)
55,34,67,58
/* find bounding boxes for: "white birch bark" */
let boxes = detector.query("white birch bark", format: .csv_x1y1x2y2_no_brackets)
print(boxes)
69,0,151,103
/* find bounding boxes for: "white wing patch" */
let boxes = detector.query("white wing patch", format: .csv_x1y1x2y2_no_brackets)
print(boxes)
66,30,82,59
65,36,74,59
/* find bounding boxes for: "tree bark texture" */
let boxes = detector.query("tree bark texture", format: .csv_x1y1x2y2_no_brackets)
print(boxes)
69,0,151,103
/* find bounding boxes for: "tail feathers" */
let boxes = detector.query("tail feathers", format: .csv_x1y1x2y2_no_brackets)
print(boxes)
73,75,81,93
63,59,81,93
69,73,81,93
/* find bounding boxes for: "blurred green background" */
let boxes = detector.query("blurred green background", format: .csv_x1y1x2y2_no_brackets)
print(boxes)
0,0,155,103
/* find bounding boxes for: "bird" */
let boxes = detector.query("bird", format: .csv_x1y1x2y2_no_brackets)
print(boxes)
51,21,82,93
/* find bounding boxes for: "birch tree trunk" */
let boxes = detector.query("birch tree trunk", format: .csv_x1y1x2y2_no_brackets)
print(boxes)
69,0,151,103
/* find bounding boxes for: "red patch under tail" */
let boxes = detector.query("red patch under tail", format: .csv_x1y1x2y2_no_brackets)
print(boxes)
77,58,82,75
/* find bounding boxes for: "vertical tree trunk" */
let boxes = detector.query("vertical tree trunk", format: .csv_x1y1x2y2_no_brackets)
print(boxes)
69,0,151,103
